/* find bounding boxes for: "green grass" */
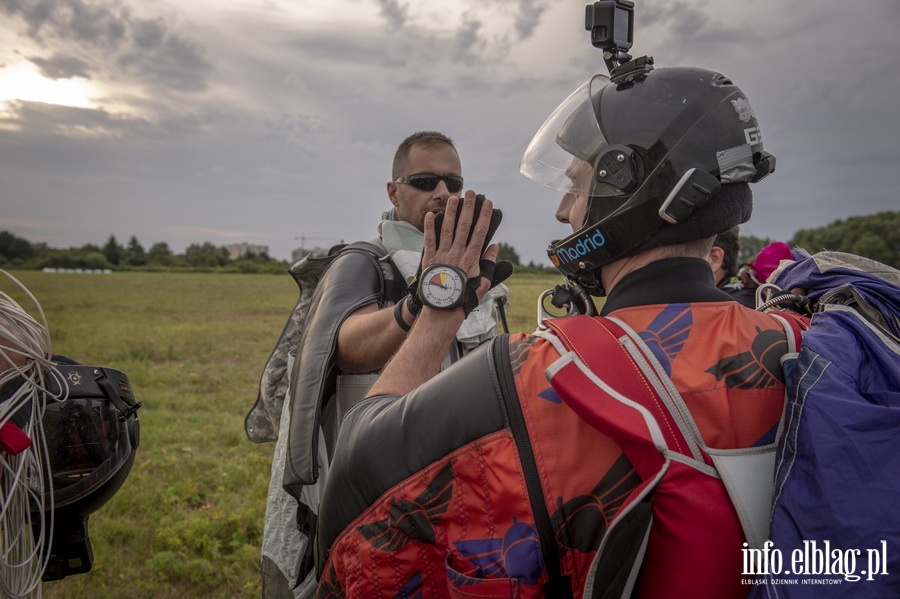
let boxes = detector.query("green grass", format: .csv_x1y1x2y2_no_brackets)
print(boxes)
3,269,564,598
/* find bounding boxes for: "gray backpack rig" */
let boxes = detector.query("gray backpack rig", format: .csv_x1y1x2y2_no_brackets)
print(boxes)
244,240,401,443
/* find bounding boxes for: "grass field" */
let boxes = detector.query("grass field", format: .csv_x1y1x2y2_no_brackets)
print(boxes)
3,269,565,598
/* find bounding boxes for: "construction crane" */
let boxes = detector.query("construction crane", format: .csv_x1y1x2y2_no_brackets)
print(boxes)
293,235,339,259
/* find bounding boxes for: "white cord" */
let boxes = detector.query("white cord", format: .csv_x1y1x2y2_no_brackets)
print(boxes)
1,269,68,598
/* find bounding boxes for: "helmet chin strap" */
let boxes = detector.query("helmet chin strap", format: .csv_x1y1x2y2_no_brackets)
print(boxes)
540,241,664,326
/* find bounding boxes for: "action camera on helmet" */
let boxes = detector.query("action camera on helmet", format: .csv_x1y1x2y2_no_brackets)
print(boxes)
585,0,634,72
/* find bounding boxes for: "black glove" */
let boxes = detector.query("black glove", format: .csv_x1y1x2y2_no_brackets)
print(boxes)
462,259,514,316
416,195,508,317
481,259,514,289
433,195,503,255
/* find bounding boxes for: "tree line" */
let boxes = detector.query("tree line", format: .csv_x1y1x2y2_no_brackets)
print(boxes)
2,211,897,274
0,233,287,274
738,211,899,269
0,232,552,275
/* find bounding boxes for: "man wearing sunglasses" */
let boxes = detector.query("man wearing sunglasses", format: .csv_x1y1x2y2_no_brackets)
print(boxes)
261,131,509,599
336,131,474,374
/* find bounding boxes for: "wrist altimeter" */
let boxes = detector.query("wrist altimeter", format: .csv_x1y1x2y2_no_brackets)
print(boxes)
417,264,468,310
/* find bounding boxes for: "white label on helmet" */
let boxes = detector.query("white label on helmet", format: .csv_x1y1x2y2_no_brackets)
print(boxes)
744,127,761,145
732,97,755,122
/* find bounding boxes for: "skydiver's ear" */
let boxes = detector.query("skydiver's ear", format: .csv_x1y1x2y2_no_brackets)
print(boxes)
387,182,400,207
707,245,725,270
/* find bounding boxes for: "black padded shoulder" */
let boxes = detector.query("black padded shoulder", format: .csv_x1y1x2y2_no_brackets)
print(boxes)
283,248,392,494
337,240,405,304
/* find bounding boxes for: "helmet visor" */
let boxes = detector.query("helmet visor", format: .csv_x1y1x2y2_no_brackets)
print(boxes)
519,74,621,199
42,395,134,507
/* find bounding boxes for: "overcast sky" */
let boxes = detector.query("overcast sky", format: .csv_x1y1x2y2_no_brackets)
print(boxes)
2,0,898,265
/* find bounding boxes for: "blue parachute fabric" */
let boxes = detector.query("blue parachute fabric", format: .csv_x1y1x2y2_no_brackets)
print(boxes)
774,252,900,338
752,253,900,598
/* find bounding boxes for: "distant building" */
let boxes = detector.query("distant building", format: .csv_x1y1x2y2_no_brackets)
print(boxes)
291,246,330,263
226,242,269,261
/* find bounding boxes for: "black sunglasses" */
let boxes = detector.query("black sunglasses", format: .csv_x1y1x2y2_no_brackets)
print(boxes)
394,173,464,193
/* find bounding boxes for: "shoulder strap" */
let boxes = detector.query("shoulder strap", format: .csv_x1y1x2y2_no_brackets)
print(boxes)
764,310,807,353
336,239,385,257
544,316,674,598
548,314,791,552
545,316,693,457
337,239,406,304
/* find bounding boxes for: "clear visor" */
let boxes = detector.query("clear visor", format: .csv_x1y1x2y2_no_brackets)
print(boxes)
519,74,618,198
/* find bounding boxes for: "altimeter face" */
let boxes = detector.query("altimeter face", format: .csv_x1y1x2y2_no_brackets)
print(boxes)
418,264,466,310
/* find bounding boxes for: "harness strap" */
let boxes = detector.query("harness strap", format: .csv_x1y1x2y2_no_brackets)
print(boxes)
545,316,692,458
545,315,752,598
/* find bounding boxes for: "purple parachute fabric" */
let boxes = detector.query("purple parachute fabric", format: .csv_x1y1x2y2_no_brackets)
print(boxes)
751,252,900,598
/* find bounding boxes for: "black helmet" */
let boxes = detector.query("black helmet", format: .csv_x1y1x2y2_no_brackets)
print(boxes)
520,61,775,291
35,361,141,580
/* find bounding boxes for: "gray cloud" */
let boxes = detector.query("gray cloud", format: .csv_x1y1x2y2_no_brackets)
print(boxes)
0,101,151,145
452,16,484,62
2,0,899,266
511,0,547,39
118,35,211,93
638,0,710,34
27,53,91,79
376,0,409,29
0,0,211,93
0,0,129,46
131,17,165,50
65,0,129,44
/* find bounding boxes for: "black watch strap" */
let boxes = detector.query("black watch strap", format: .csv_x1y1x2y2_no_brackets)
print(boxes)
405,291,423,317
393,300,412,332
